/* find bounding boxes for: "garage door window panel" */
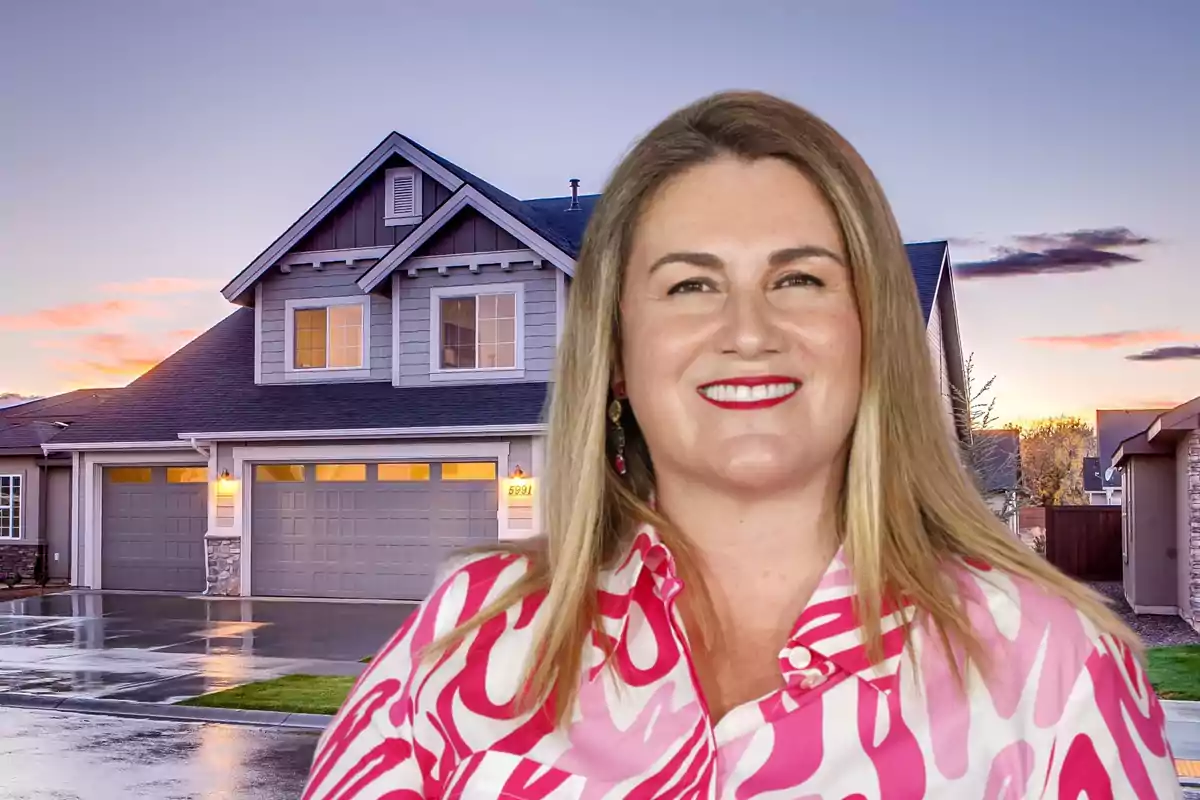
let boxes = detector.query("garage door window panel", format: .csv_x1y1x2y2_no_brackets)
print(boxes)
378,463,431,482
167,467,207,484
257,464,306,482
109,467,152,483
316,464,367,482
441,462,497,481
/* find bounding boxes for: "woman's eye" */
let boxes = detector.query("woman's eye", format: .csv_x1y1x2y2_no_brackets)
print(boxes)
667,278,716,295
775,272,824,289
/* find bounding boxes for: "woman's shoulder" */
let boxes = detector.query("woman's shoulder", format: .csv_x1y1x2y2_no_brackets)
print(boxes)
942,558,1140,709
952,558,1106,653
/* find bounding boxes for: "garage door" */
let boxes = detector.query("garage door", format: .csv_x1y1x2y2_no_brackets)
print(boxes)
250,461,498,600
101,466,208,592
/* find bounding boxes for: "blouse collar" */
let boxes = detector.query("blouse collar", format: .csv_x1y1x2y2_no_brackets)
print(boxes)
596,523,914,695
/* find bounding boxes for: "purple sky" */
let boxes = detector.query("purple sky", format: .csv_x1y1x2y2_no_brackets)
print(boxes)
2,1,1197,424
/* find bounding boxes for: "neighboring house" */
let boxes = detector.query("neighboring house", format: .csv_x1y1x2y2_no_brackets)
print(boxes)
0,390,116,583
44,132,970,601
1111,396,1200,624
971,428,1021,534
1089,409,1170,505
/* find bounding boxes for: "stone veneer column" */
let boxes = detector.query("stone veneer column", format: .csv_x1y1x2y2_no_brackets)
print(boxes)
1187,431,1200,624
204,535,242,596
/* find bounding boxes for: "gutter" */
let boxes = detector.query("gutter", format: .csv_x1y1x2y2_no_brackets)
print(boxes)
43,440,194,453
175,424,548,443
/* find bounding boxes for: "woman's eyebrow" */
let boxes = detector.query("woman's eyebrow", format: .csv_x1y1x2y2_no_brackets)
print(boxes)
768,245,845,267
647,251,723,273
647,245,844,274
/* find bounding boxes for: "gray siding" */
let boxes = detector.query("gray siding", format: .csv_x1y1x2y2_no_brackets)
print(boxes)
925,301,955,431
46,465,72,580
0,455,43,544
415,208,524,256
296,155,452,251
395,264,558,387
1125,455,1177,611
259,264,391,384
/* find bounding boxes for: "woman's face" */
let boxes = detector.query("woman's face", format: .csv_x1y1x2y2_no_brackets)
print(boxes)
618,156,862,494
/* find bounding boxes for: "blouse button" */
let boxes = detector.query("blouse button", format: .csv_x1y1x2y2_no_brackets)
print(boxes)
784,645,812,671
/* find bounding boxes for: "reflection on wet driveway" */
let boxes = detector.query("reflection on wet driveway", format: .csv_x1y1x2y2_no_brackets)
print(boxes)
0,591,412,703
0,706,318,800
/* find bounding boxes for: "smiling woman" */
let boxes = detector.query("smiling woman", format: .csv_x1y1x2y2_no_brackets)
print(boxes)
303,91,1180,799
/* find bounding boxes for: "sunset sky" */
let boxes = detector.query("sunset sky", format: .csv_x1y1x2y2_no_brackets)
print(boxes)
2,1,1197,425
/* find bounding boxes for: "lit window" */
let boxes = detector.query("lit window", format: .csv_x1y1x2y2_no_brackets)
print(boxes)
255,464,305,482
292,302,364,370
0,475,21,539
377,463,431,482
167,467,208,484
108,467,152,483
316,464,367,482
438,291,517,370
441,462,497,481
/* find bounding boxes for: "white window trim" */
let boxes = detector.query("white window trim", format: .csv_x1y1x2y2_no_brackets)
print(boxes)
283,296,371,380
428,282,525,383
384,166,423,227
0,474,22,540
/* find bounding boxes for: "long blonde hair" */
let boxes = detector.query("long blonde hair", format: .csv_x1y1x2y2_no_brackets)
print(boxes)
434,90,1134,724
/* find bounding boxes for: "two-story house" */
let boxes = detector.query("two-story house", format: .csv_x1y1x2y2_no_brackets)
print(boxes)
44,133,969,602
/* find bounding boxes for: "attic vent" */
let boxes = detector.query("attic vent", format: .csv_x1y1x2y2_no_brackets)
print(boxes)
384,166,423,227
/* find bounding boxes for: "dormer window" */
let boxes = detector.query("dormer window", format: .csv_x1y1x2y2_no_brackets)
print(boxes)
283,296,371,380
385,167,423,226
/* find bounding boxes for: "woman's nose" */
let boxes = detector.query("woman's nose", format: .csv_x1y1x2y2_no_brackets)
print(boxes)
718,289,783,359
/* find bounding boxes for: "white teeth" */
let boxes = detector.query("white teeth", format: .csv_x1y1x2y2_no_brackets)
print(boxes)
700,382,797,403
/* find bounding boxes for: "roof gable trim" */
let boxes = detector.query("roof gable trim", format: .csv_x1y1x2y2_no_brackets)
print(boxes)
358,185,575,292
221,133,465,303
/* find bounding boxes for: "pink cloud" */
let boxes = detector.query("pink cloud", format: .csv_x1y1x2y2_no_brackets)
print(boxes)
98,277,222,295
0,299,143,332
1021,329,1195,350
49,329,198,386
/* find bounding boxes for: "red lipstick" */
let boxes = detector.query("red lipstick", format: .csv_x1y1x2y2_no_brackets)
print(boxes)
696,375,800,410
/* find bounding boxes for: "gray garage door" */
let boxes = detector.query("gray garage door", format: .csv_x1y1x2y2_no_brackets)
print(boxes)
101,465,208,592
250,461,498,600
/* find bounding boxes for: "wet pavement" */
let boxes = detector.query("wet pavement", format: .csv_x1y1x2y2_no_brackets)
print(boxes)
0,591,412,704
0,706,318,800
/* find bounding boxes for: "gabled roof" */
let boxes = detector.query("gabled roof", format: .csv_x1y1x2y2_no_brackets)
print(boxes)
46,310,549,446
221,132,586,304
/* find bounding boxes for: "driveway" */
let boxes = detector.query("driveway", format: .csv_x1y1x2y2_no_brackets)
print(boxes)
0,590,413,703
0,705,317,800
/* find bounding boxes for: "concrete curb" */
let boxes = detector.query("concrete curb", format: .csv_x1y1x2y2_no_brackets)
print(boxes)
0,692,334,730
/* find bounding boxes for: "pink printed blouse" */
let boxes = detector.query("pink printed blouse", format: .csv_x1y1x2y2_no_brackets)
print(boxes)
303,526,1180,799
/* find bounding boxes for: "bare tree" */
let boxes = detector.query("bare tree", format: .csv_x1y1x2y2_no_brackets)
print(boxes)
954,354,1021,523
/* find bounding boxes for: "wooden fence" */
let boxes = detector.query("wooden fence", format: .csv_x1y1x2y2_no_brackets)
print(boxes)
1043,505,1122,581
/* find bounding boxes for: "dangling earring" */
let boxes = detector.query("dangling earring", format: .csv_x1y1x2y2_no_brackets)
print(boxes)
609,392,627,476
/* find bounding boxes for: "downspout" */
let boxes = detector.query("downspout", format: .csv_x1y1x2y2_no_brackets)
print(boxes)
188,437,210,459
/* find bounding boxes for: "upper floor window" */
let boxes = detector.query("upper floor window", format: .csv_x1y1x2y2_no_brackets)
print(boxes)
0,475,21,539
429,283,524,380
285,297,369,373
385,167,423,227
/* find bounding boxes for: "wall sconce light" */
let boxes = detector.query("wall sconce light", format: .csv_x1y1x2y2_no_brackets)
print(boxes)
510,465,525,479
216,469,237,495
